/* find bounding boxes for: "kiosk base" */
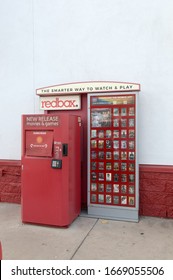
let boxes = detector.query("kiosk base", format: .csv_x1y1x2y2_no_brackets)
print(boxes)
87,205,139,222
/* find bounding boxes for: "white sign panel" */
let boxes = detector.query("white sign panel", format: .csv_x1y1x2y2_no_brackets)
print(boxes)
37,81,140,96
39,95,81,110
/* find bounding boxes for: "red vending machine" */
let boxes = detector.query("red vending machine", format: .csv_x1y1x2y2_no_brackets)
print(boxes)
21,114,81,226
88,93,139,222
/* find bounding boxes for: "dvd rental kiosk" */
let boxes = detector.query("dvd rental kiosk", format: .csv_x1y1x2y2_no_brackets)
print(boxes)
88,92,139,222
21,114,81,226
26,82,139,224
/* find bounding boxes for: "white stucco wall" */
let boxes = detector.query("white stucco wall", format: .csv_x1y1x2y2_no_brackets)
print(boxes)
0,0,34,159
0,0,173,164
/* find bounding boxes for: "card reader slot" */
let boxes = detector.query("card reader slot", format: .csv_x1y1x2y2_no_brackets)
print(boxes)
62,144,68,156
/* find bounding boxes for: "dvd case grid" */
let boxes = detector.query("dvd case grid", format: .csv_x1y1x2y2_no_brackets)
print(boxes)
89,95,136,207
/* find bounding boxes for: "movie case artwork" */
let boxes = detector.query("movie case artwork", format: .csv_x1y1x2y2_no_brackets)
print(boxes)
98,162,104,170
106,130,112,138
113,196,119,204
129,185,135,194
106,184,112,193
129,197,135,206
129,107,135,116
113,108,119,116
91,129,97,138
113,130,119,138
98,140,104,149
121,196,127,205
91,183,97,192
91,140,97,148
91,108,111,127
98,194,104,203
121,108,127,116
91,194,97,203
106,162,112,170
121,130,127,138
91,162,97,170
106,195,112,204
98,184,104,192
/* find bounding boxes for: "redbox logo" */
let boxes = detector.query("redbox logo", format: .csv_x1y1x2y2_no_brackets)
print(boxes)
40,96,81,110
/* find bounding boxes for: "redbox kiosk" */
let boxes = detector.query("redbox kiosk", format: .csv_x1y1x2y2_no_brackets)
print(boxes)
21,114,81,226
36,81,140,222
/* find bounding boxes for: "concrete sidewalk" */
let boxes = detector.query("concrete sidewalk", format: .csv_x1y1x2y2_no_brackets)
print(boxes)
0,203,173,260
